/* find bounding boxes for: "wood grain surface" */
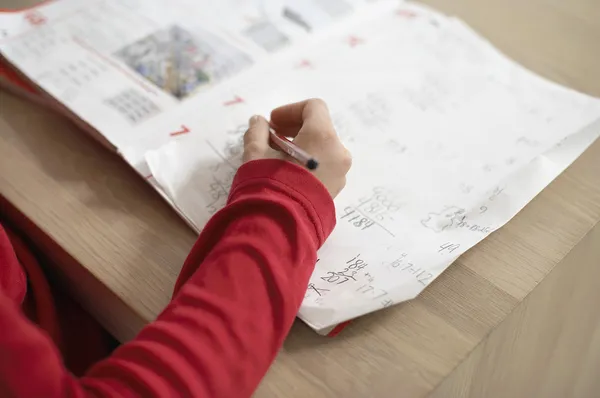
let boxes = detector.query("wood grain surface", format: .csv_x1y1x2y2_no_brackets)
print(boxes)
1,0,599,396
430,223,600,398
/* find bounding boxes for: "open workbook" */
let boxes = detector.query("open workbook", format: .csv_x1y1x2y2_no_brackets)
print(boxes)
2,0,600,335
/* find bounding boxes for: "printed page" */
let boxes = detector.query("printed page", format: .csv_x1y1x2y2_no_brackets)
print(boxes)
282,0,365,31
143,2,600,330
0,0,386,191
115,0,401,171
0,0,341,154
0,0,398,240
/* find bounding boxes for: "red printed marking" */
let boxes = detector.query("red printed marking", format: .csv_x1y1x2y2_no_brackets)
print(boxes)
327,321,352,337
0,1,100,44
169,125,190,137
223,95,244,106
297,59,313,69
144,174,153,180
347,36,364,48
395,9,417,19
24,10,47,26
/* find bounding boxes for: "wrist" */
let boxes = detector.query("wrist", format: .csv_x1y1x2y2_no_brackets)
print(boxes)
230,159,336,244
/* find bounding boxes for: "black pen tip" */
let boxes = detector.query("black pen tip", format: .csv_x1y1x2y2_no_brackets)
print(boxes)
307,159,319,170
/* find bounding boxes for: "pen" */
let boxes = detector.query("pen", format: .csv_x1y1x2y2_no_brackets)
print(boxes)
269,128,319,170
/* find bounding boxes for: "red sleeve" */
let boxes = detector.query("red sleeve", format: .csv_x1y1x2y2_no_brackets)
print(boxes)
0,159,335,398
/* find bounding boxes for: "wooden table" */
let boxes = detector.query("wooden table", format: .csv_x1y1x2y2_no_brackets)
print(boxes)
2,0,600,397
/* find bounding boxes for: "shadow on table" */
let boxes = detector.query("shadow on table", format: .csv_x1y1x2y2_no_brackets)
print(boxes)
1,91,197,327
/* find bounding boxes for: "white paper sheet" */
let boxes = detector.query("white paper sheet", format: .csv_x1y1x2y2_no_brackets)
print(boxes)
0,0,342,160
143,2,600,331
2,0,599,332
0,0,370,223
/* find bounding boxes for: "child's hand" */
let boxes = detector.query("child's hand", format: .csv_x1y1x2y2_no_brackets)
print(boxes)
243,98,352,198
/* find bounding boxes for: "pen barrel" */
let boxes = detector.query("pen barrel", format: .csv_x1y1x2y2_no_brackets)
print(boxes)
269,129,318,170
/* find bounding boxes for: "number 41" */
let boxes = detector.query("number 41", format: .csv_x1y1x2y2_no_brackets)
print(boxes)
439,242,460,254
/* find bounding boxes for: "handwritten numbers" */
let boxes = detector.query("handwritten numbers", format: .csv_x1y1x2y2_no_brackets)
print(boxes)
206,180,228,214
356,284,388,303
320,271,355,285
489,187,504,201
389,253,433,286
389,253,408,268
439,242,460,254
320,272,339,284
227,124,247,137
417,272,434,285
356,284,375,294
224,139,243,158
371,186,402,212
354,218,375,230
422,206,491,234
342,186,402,237
421,206,464,232
401,263,433,285
345,254,368,271
381,299,394,308
340,207,375,231
205,169,236,215
306,283,329,298
320,254,369,286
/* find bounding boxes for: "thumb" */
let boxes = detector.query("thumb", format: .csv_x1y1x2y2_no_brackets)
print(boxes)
243,115,270,163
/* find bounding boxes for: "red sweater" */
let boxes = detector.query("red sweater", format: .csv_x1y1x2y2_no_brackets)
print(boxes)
0,159,335,397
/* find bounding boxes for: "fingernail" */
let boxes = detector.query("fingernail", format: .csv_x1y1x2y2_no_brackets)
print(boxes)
249,115,258,126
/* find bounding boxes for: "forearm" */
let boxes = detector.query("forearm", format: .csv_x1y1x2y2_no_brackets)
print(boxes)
84,161,332,397
0,160,335,398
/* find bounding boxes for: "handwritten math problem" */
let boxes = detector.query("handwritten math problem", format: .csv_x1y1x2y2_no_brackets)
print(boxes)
340,186,402,236
205,170,236,215
105,0,600,331
355,272,393,309
320,253,368,285
439,242,461,254
421,205,494,234
340,206,376,231
203,124,247,214
305,253,393,310
388,252,434,286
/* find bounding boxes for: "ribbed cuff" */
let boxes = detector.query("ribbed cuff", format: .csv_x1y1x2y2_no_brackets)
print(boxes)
229,159,336,244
